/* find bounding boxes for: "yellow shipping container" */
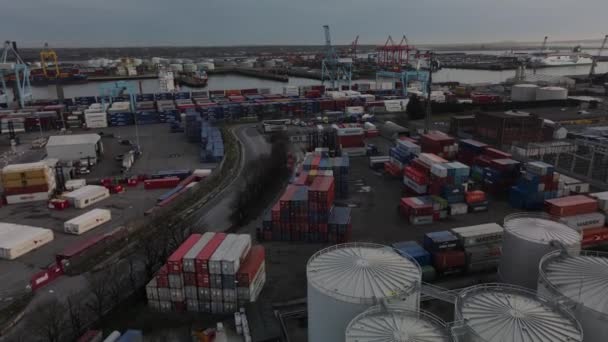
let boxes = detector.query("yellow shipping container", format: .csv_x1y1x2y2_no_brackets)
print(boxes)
1,169,50,181
2,177,50,188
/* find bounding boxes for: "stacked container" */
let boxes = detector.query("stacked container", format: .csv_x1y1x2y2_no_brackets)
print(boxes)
331,155,349,199
544,195,604,248
393,241,434,281
451,223,504,273
423,231,465,274
420,132,458,159
1,162,56,204
184,112,202,143
146,233,264,314
457,139,488,165
509,161,558,209
386,139,419,177
482,158,521,195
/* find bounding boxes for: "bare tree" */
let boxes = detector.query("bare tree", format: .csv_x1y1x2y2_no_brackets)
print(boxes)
26,296,68,342
86,270,111,320
66,294,85,339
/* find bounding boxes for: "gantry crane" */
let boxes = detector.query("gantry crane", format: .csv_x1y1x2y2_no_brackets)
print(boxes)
321,25,352,90
589,35,608,78
0,41,32,108
40,42,60,78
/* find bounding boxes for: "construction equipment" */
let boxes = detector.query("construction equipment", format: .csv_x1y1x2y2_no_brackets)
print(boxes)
589,35,608,78
321,25,352,90
540,36,548,52
40,43,60,78
0,41,32,108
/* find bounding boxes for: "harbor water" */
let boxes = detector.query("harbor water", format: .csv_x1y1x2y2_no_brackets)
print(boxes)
8,62,608,100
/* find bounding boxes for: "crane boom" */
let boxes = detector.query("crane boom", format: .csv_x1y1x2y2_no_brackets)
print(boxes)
589,35,608,78
540,36,548,52
40,42,60,78
0,41,32,108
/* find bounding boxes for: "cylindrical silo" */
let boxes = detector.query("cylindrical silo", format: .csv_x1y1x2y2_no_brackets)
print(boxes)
511,84,539,101
499,213,581,289
307,243,421,342
455,283,583,342
538,250,608,342
346,305,452,342
536,86,568,101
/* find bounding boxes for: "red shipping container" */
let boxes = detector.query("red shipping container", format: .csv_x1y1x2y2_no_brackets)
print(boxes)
236,245,266,287
156,266,169,288
4,184,50,196
56,234,108,267
411,159,431,174
466,190,486,204
30,263,64,291
545,195,598,217
483,148,512,160
49,198,69,210
582,227,608,247
433,250,466,272
144,177,181,190
195,273,209,287
404,166,428,185
77,330,103,342
167,234,202,274
194,233,227,275
225,89,242,96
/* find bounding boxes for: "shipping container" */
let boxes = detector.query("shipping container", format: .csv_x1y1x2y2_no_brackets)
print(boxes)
209,234,238,275
64,209,111,235
167,234,202,274
0,223,54,260
237,262,266,303
5,191,51,204
65,179,86,191
195,233,227,277
464,243,502,264
432,250,466,273
102,331,121,342
450,223,504,247
236,245,265,286
559,212,606,231
62,185,110,209
221,234,252,275
182,232,215,273
423,231,459,252
545,195,598,217
143,177,181,190
392,241,431,267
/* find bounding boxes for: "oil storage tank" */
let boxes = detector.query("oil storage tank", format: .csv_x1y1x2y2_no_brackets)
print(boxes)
536,86,568,101
307,243,421,342
499,213,581,289
538,250,608,342
454,283,583,342
346,305,452,342
511,84,539,101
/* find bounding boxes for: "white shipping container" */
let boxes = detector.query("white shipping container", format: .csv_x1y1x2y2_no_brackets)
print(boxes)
62,185,110,208
345,106,364,115
182,232,215,273
5,191,51,204
0,223,54,260
431,164,448,178
193,169,212,178
560,212,606,231
65,179,86,191
451,223,504,247
221,234,252,275
170,288,184,302
102,331,121,342
450,203,468,216
410,215,433,225
146,278,158,301
209,234,238,274
589,191,608,212
419,153,447,167
64,209,111,235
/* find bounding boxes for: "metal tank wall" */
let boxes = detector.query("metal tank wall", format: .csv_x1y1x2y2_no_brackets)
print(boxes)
511,84,539,101
498,213,581,289
538,250,608,342
536,86,568,101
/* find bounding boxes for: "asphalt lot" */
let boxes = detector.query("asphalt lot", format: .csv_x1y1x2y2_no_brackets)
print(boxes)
0,124,212,303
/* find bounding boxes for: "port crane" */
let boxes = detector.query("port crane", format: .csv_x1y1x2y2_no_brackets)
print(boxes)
321,25,352,90
40,43,60,78
589,35,608,78
0,41,32,108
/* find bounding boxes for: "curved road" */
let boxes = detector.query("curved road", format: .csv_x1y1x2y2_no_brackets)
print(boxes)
193,124,270,231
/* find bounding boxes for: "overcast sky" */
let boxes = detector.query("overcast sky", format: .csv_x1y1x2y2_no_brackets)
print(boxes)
1,0,607,47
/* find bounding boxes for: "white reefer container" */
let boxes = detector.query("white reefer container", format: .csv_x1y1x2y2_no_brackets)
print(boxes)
62,185,110,208
307,243,421,342
64,208,111,235
221,234,251,275
209,234,237,275
450,223,504,248
65,179,86,191
0,222,54,260
182,232,215,273
6,191,51,204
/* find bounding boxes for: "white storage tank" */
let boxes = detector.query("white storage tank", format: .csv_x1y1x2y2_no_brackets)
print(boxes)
511,84,539,101
307,243,421,342
536,86,568,101
498,213,581,289
538,250,608,342
454,283,583,342
345,305,451,342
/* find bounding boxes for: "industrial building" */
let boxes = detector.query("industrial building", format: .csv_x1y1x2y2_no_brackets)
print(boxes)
45,134,103,163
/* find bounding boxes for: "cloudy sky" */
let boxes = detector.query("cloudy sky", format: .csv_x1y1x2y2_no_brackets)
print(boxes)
1,0,607,47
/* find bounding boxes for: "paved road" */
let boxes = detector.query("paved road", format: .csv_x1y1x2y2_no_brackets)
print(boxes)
194,124,270,231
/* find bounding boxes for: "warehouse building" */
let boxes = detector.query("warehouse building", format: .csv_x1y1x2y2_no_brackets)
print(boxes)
474,111,545,146
46,134,103,163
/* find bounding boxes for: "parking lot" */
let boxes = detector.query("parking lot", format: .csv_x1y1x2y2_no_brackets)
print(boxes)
0,123,217,300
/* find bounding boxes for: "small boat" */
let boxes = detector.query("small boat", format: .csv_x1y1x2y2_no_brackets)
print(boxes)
176,71,208,88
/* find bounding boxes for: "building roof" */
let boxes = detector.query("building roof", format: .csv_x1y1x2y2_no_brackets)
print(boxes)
47,134,100,147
